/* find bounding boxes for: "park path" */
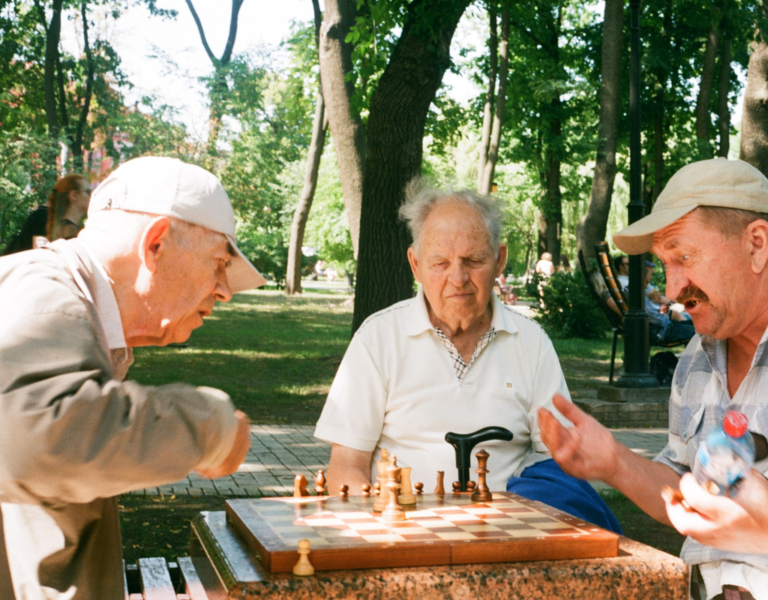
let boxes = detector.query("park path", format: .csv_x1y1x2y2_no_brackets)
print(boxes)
133,425,668,497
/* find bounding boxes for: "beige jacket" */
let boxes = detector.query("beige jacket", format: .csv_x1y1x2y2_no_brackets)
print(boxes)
0,240,239,599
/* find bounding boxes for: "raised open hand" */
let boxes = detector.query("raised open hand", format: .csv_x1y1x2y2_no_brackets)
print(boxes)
538,394,619,482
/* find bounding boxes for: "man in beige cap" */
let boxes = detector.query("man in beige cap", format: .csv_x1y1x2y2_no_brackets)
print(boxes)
538,158,768,599
0,157,265,599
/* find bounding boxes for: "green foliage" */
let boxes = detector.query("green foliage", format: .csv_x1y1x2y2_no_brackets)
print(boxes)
0,130,59,249
536,271,607,339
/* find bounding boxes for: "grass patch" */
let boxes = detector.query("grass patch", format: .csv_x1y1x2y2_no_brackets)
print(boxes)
120,495,228,563
129,289,354,424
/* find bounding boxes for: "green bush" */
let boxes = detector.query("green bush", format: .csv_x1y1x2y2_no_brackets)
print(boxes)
536,271,608,339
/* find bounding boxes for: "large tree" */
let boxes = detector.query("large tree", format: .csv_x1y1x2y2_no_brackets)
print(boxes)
351,0,472,332
576,0,624,260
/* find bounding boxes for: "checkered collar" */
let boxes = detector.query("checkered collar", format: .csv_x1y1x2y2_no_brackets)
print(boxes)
406,287,518,337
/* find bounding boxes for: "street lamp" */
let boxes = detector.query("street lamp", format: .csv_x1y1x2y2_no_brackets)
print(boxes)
615,0,657,389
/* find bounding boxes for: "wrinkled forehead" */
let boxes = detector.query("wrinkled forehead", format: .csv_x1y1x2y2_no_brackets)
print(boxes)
422,203,492,246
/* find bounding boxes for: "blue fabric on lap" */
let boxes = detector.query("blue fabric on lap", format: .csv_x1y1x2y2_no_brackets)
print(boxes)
505,458,623,535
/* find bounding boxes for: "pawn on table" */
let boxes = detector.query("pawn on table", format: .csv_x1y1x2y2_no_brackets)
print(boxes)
361,483,371,497
339,484,349,497
293,539,315,576
314,469,327,496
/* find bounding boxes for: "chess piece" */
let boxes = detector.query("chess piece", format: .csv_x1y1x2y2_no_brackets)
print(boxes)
292,539,315,576
471,449,493,502
467,481,476,492
452,481,461,492
434,471,445,495
339,484,349,497
374,482,381,495
314,469,327,496
381,464,405,522
398,467,416,505
415,482,424,495
373,452,392,512
361,483,371,497
293,474,309,498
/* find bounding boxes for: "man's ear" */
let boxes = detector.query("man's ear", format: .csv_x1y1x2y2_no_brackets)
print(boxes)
407,246,421,283
746,219,768,274
138,217,172,273
496,243,508,278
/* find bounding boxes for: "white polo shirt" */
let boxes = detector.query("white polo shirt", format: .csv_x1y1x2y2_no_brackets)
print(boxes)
314,289,571,491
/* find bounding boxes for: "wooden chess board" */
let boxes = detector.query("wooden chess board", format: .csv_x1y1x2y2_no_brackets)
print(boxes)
225,492,619,573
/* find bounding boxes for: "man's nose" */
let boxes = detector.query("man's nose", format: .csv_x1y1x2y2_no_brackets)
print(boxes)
664,266,688,301
447,261,470,286
215,272,233,303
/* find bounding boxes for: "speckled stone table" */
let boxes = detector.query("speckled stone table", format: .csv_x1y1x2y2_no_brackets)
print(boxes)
188,511,689,599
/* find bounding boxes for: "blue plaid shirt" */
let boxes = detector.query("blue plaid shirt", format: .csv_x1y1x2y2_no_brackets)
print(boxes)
655,328,768,570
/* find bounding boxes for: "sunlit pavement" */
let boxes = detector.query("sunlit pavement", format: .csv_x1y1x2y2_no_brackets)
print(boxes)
132,425,668,497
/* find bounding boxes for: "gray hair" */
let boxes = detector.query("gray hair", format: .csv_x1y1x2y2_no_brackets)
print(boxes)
399,184,504,255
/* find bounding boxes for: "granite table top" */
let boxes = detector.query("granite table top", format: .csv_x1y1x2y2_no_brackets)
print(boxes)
189,511,689,600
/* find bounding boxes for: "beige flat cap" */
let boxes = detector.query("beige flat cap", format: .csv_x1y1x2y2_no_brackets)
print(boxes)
613,158,768,254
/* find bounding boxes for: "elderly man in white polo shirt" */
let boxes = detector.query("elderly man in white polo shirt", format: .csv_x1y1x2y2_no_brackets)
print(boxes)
314,187,621,532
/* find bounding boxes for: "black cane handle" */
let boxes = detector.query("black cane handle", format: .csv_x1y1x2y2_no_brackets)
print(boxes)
445,426,514,491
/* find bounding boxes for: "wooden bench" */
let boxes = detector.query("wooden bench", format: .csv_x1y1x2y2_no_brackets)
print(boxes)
123,556,218,600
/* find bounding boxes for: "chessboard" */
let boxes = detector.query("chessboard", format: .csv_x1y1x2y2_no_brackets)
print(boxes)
225,492,620,573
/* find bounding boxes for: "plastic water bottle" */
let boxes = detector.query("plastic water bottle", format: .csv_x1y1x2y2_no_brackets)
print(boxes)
693,410,755,497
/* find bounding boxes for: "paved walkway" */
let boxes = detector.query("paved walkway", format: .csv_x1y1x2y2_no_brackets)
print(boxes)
133,425,669,497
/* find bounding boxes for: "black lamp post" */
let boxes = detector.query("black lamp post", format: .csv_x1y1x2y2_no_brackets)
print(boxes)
615,0,657,389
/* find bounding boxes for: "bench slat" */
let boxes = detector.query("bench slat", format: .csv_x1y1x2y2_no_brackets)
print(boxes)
138,557,177,600
177,557,209,600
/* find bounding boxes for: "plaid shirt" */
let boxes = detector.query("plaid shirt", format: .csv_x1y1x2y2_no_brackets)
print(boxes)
655,329,768,575
434,326,497,382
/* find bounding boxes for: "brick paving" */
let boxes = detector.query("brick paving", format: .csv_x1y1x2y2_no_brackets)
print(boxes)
134,425,668,497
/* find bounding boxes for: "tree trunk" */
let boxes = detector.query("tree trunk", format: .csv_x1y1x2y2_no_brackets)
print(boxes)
43,0,64,140
480,6,509,195
285,100,328,295
695,20,720,159
477,1,497,191
55,48,69,131
741,1,768,176
575,0,623,261
717,37,732,158
286,0,327,296
351,0,471,333
544,111,562,268
71,0,94,172
319,0,365,257
653,108,665,203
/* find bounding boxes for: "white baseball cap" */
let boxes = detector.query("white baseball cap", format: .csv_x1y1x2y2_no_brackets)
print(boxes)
89,156,266,293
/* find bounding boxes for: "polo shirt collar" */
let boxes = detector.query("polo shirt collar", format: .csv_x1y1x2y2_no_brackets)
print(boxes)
406,287,519,336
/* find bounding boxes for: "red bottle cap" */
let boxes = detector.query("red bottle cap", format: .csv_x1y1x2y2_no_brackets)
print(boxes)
723,411,749,438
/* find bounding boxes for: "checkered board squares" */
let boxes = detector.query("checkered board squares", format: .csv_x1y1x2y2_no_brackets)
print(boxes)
225,492,619,573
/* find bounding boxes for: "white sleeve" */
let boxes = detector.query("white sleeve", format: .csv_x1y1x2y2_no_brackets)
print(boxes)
314,330,387,452
528,332,572,454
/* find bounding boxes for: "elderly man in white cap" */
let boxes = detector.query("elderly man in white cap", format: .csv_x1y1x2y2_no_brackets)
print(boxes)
0,157,265,599
538,158,768,600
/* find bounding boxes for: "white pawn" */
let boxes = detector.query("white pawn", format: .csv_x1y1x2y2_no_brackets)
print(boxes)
293,539,315,576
